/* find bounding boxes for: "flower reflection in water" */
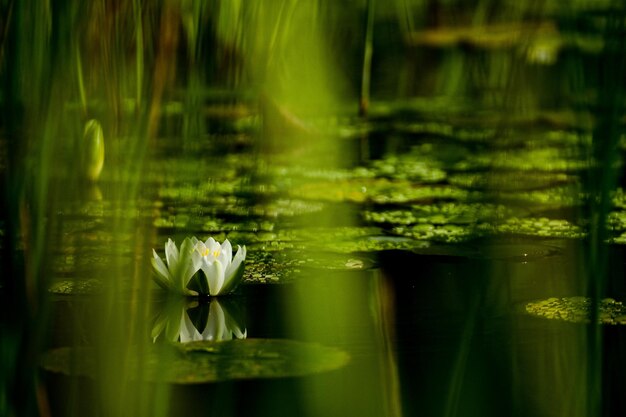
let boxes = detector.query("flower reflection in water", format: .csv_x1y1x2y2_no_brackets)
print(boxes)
151,296,246,343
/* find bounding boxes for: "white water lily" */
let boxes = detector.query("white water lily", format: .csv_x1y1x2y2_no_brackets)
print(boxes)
192,237,246,296
151,238,201,296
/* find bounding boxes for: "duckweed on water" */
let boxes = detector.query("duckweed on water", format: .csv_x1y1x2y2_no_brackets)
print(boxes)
158,183,241,203
267,143,448,183
494,184,582,208
494,217,585,239
291,227,381,242
368,156,446,183
315,236,430,253
612,188,626,210
364,203,519,226
448,172,572,191
244,251,299,284
289,227,430,253
49,279,104,295
290,179,473,204
238,227,430,253
224,199,325,218
452,148,589,172
525,297,626,325
243,249,376,284
391,217,584,242
392,224,476,243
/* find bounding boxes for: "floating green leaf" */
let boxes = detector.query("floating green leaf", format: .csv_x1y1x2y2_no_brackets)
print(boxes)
41,339,350,383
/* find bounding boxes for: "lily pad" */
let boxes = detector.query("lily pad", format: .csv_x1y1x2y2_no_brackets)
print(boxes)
41,339,350,383
525,297,626,325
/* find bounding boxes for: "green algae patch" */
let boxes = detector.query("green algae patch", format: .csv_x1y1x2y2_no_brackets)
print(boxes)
364,203,520,226
243,251,300,284
448,171,572,191
291,227,430,253
290,178,473,204
41,339,350,384
525,297,626,325
49,279,104,295
452,148,589,173
392,224,477,244
243,249,377,284
391,216,584,243
494,217,584,239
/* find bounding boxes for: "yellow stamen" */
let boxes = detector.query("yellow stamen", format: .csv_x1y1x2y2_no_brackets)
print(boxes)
200,248,220,258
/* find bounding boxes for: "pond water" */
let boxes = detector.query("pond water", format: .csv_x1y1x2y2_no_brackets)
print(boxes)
30,118,626,417
3,2,626,417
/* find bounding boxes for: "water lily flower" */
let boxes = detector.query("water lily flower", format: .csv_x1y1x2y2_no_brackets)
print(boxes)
192,237,246,296
151,238,201,296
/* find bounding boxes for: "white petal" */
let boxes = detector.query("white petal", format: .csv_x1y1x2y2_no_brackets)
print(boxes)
152,250,171,280
233,327,247,339
223,245,246,289
190,249,203,271
176,238,198,287
165,239,179,270
182,262,200,288
223,306,247,339
151,313,168,342
152,252,174,291
205,237,217,249
202,301,226,341
211,238,223,254
179,311,201,342
151,261,173,290
221,240,232,264
217,248,231,270
164,315,183,342
202,260,225,295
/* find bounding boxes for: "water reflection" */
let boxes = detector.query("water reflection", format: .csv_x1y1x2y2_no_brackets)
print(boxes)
152,297,246,343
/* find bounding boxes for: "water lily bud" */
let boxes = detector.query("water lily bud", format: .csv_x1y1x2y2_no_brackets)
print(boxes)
82,119,105,181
